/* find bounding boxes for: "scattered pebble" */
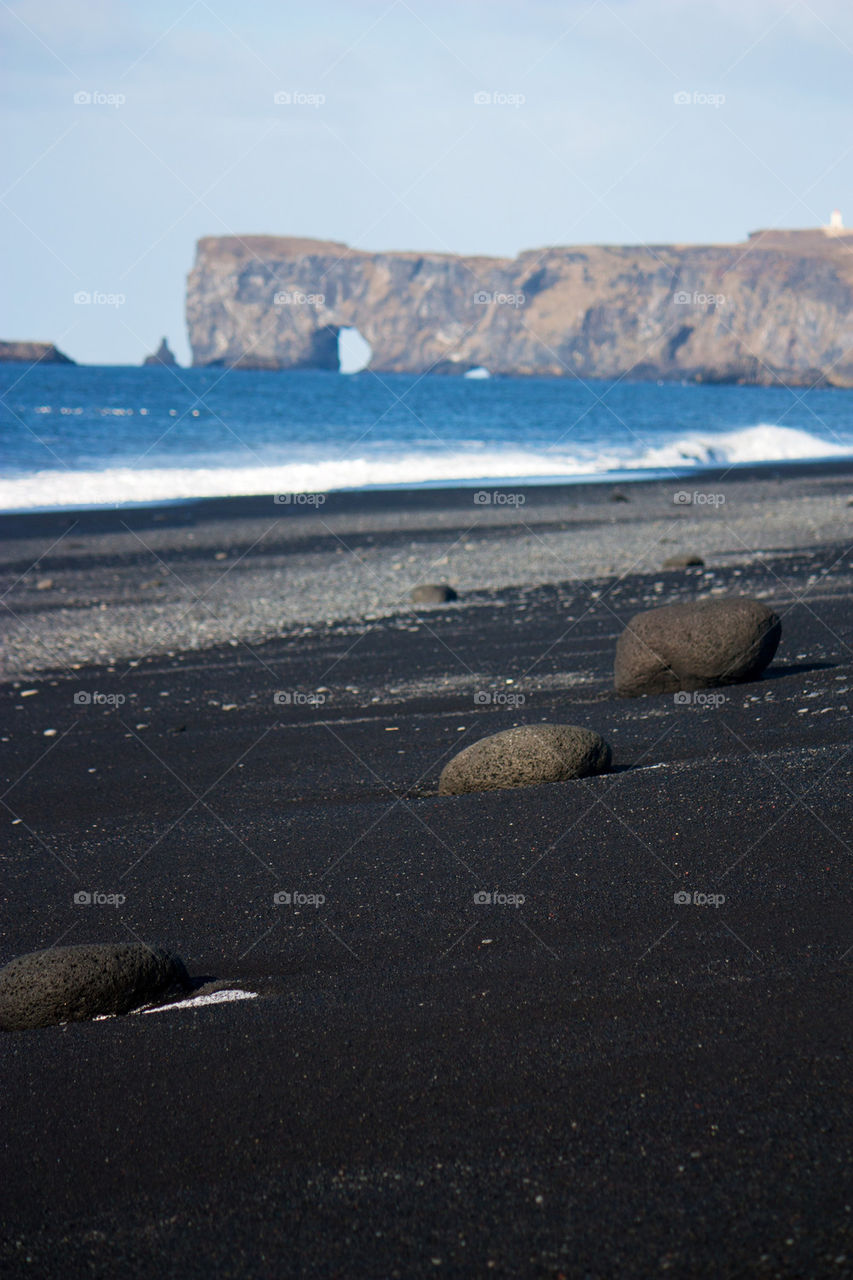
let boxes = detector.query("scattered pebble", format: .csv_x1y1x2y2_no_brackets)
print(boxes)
411,584,457,604
663,554,704,569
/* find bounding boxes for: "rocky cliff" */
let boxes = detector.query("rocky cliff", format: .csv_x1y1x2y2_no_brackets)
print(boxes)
0,341,74,365
186,231,853,386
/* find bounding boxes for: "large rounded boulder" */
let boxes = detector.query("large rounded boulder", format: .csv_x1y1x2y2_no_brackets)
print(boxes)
0,943,189,1031
614,597,781,696
438,724,611,796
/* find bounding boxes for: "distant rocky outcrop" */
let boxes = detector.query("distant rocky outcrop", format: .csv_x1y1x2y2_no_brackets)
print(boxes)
143,337,178,367
186,230,853,386
0,341,74,365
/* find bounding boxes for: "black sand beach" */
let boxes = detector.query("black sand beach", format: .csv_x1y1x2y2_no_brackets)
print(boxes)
1,467,852,1277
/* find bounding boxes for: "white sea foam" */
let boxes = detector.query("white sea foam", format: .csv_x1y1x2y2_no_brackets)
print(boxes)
0,424,849,511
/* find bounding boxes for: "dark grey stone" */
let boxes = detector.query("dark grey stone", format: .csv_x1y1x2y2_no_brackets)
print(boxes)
411,584,458,604
0,943,190,1031
614,597,781,696
663,554,705,569
438,724,611,796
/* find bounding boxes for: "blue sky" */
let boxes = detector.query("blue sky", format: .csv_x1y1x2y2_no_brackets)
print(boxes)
2,0,852,364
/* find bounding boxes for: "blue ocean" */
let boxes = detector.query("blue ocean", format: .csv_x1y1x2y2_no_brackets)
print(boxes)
1,363,852,512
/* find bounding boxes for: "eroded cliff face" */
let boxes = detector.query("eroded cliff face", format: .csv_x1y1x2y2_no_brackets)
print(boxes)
186,232,853,386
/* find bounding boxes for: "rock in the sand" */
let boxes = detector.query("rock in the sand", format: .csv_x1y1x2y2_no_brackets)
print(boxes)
411,583,457,604
0,943,189,1031
614,597,781,696
438,724,611,795
663,554,704,569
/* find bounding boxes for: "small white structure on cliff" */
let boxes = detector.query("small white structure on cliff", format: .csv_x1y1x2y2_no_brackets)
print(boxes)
823,209,851,236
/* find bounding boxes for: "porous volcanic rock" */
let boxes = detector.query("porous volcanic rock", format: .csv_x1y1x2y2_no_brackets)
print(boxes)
614,597,781,696
438,724,611,796
0,943,190,1031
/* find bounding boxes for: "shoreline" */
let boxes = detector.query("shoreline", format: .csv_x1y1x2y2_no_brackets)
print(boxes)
1,460,851,682
2,453,853,533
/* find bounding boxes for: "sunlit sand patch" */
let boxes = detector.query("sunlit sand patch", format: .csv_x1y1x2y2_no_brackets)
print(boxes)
140,989,258,1013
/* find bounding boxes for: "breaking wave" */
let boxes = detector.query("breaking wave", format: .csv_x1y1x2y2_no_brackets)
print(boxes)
1,424,850,511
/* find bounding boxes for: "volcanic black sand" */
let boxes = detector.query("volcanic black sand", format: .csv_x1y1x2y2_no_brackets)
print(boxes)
1,467,852,1278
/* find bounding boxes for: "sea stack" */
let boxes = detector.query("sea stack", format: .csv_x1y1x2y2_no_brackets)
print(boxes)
143,338,178,367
